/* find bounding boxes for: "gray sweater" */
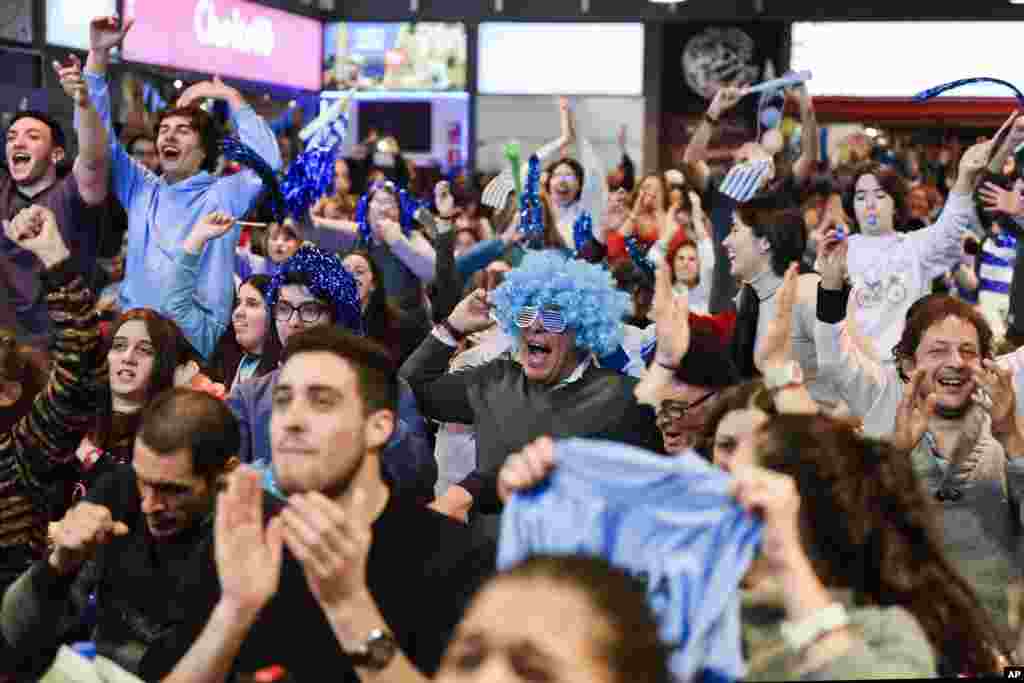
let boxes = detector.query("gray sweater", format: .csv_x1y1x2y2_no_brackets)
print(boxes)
742,588,936,680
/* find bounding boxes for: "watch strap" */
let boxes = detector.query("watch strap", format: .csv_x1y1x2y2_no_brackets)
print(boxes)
345,628,397,671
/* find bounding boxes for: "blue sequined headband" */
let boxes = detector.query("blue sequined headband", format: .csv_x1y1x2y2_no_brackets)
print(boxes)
356,180,422,246
264,245,363,334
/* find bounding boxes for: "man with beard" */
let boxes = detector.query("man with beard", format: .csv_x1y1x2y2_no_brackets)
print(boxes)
1,54,110,345
0,389,241,676
816,237,1024,639
77,14,281,360
142,326,495,682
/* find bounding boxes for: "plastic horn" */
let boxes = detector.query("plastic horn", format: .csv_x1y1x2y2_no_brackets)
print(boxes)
745,70,812,96
299,92,353,142
504,141,522,199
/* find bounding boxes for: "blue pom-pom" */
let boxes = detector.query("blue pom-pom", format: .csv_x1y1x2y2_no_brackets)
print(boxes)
264,245,363,334
280,112,351,222
221,136,286,223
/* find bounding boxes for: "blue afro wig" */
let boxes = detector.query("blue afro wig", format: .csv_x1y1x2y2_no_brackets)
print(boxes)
264,245,364,334
490,250,629,357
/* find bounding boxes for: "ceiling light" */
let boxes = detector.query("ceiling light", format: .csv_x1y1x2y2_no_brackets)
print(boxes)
864,127,879,137
173,80,183,89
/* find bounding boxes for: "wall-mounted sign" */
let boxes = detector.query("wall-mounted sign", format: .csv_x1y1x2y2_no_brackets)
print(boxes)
123,0,322,91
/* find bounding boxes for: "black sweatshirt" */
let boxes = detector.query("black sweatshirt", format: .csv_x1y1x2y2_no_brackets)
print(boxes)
400,336,664,514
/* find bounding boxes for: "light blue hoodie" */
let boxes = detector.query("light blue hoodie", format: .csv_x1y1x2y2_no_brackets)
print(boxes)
79,72,281,359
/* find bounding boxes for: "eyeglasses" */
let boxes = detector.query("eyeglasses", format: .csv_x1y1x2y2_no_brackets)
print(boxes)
516,306,568,334
657,392,718,422
273,301,326,324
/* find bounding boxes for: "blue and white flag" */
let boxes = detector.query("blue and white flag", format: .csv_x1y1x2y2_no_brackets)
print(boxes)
482,168,516,210
718,159,773,204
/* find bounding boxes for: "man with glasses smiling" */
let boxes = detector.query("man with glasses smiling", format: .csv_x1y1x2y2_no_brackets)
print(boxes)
227,245,438,506
402,251,663,533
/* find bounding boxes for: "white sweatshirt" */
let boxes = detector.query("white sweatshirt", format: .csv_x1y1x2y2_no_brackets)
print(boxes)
845,191,974,360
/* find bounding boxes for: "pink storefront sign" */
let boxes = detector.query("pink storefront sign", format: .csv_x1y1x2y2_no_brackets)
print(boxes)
123,0,321,91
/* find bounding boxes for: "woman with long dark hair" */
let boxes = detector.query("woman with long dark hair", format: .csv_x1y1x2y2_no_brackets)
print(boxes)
207,274,281,391
341,248,427,365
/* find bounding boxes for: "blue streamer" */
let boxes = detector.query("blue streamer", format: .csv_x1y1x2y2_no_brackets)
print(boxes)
221,136,286,223
573,212,594,257
520,156,545,246
913,77,1024,108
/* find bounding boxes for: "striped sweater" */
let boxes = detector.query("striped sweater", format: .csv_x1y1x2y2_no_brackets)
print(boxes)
0,261,101,580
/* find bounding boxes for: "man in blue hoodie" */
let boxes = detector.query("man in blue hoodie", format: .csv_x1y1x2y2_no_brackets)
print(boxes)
77,15,281,360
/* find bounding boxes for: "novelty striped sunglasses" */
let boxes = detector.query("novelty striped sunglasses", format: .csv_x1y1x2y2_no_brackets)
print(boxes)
515,305,568,334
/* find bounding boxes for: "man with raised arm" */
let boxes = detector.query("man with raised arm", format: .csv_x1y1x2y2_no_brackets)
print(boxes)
0,53,109,346
77,15,281,360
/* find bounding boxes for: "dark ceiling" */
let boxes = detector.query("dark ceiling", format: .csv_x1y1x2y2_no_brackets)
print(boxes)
261,0,1024,22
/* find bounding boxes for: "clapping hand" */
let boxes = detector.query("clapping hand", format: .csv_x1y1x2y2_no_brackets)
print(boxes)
651,260,690,369
891,369,937,453
972,359,1018,436
280,489,373,610
754,262,799,373
215,466,285,615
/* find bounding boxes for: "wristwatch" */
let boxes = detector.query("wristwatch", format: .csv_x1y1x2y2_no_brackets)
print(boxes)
764,361,803,392
344,628,398,671
779,603,850,653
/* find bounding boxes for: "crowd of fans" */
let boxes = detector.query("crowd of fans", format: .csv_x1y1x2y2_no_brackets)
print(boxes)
5,12,1024,683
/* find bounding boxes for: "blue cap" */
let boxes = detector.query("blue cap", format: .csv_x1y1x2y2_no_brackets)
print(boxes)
71,641,97,660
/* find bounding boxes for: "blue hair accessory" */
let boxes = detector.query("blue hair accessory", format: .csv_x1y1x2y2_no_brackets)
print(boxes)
490,250,629,357
356,181,419,246
280,111,350,222
520,155,545,246
263,244,363,334
221,136,286,223
914,77,1024,108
